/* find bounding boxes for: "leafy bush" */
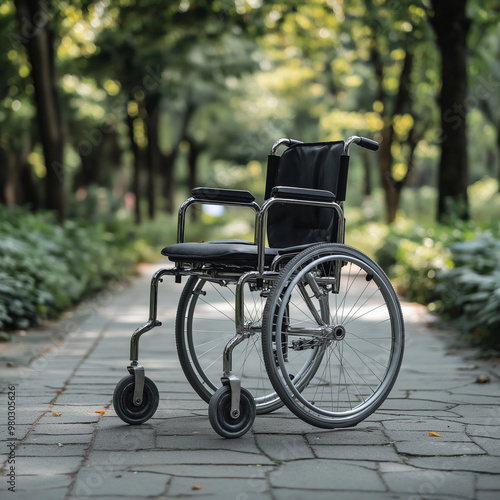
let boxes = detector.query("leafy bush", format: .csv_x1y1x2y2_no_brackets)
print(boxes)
0,208,142,331
374,218,469,303
375,216,500,355
436,234,500,353
0,203,259,334
469,177,500,225
390,237,451,304
344,219,388,259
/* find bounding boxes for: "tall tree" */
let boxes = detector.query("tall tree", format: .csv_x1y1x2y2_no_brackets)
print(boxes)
357,0,434,223
370,41,419,224
1,1,39,208
430,0,471,222
89,1,258,221
14,0,65,222
316,0,434,223
469,3,500,191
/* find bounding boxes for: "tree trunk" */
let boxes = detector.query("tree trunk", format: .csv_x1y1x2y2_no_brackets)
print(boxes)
430,0,470,222
1,149,18,206
379,124,401,224
186,138,206,222
18,158,39,210
188,142,200,194
145,95,161,220
0,135,38,209
379,122,420,224
187,142,199,222
371,46,415,224
0,147,9,205
162,151,176,214
361,149,372,197
126,106,142,224
18,131,39,209
15,0,65,222
74,139,103,189
161,103,196,214
497,125,500,192
383,179,402,225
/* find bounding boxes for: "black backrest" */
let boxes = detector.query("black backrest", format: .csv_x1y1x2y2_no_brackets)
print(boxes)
266,141,346,249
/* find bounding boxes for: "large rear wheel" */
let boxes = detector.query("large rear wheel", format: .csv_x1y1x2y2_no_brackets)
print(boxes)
262,244,404,428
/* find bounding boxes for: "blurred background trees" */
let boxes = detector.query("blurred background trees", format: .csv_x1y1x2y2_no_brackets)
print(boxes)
1,0,500,225
2,0,500,352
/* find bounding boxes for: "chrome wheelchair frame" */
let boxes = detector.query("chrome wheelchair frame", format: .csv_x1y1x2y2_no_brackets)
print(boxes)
113,136,405,438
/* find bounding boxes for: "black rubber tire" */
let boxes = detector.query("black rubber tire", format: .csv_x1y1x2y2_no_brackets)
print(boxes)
113,375,159,425
208,386,256,438
262,243,405,429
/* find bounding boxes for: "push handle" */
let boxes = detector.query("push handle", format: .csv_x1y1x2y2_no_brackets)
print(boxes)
271,138,304,155
358,137,379,151
344,135,379,155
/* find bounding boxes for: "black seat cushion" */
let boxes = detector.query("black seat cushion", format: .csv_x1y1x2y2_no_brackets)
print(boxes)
162,240,279,267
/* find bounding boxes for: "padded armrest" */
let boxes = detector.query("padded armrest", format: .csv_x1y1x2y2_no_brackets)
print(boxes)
191,187,255,204
271,186,336,202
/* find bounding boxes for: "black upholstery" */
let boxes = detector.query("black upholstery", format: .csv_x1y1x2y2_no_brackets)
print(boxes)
162,240,279,267
191,187,255,204
161,141,346,267
267,141,344,248
270,186,335,202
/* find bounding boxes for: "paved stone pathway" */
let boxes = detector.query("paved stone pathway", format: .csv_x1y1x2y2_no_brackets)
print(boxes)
1,263,500,499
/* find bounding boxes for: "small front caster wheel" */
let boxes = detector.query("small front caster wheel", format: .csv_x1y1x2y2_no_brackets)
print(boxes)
113,375,159,425
208,385,256,438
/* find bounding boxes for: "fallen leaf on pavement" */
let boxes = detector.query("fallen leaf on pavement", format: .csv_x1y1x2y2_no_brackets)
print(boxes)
429,432,441,437
94,410,106,414
475,375,491,384
53,413,61,417
458,364,478,371
192,485,204,490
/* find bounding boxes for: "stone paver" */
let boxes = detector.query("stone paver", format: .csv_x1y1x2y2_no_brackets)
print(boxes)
1,263,500,499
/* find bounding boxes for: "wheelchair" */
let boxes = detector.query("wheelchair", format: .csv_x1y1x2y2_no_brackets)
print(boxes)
113,136,405,438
